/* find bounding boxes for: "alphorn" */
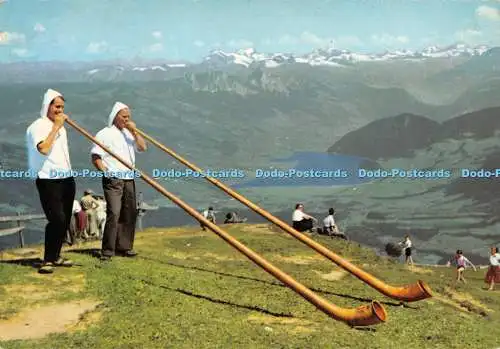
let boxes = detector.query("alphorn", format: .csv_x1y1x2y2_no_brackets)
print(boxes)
134,128,432,303
65,118,387,327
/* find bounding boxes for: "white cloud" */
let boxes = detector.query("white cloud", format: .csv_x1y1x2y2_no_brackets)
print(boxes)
34,23,46,32
86,41,107,53
476,5,500,20
193,40,205,47
371,34,409,47
0,31,26,45
455,29,483,44
227,39,253,48
152,31,162,39
149,43,163,52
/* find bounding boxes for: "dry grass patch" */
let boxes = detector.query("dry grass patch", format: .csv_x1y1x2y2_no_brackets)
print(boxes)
2,272,86,308
0,248,40,261
433,287,492,317
2,284,55,301
247,314,316,334
408,266,434,274
67,303,105,333
442,287,492,316
0,299,102,341
275,254,325,265
239,224,277,235
313,269,347,281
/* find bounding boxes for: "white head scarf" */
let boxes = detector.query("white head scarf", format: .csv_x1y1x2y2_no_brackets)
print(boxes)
40,88,63,119
108,101,129,127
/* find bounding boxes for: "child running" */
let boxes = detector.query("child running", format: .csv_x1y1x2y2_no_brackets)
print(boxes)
447,249,477,284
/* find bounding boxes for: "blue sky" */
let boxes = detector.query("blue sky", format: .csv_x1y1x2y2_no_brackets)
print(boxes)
0,0,499,62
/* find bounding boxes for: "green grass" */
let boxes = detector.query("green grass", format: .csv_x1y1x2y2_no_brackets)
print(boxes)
0,223,499,349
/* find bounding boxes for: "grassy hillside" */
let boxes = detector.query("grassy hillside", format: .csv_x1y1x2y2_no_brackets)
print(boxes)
0,224,499,349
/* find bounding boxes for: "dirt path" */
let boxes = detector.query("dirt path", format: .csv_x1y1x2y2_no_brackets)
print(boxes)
0,300,102,341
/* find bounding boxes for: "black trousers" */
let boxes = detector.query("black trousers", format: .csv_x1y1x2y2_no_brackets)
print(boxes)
292,218,313,232
101,177,137,256
35,176,76,262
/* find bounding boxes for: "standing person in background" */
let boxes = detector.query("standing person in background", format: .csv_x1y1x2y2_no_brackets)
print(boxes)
80,189,100,239
26,88,75,274
95,195,107,239
399,235,414,265
66,199,81,245
91,101,147,261
485,246,500,291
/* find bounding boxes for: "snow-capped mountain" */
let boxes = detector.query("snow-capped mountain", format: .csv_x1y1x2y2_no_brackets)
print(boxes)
86,63,186,75
78,43,492,77
0,42,495,84
200,43,490,68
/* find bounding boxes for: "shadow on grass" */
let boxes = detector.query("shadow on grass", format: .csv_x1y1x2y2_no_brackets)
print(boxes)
66,249,418,309
67,247,101,258
135,255,416,309
0,256,85,268
0,257,42,269
1,248,382,330
127,276,381,331
129,275,297,319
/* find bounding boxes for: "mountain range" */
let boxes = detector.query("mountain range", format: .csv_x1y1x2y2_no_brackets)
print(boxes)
0,43,495,83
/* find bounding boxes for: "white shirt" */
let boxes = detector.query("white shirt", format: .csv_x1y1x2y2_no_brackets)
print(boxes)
203,210,215,219
323,215,335,228
490,253,500,266
96,200,107,219
292,209,304,221
26,117,72,179
401,239,412,249
72,200,81,214
90,125,140,180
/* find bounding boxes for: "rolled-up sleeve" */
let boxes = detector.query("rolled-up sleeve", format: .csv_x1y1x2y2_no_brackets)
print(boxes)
90,130,107,157
30,122,51,150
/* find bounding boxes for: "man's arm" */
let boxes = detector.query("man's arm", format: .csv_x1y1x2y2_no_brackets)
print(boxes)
91,154,107,172
90,131,109,172
125,121,147,152
132,130,147,152
303,213,317,222
34,114,67,155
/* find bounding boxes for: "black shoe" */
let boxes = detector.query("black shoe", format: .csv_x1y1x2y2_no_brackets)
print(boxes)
118,250,138,257
99,254,112,261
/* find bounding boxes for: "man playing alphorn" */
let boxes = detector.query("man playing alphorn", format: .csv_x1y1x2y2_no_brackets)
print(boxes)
26,88,76,273
90,102,147,260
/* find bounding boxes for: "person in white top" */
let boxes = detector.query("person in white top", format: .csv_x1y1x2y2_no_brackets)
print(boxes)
398,235,413,265
200,206,216,231
322,208,347,239
485,246,500,291
66,199,82,246
292,203,317,233
25,88,75,274
91,102,147,260
95,196,107,238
